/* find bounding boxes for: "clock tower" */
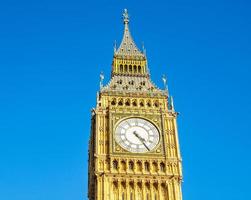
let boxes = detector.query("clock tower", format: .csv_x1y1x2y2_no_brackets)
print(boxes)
88,9,183,200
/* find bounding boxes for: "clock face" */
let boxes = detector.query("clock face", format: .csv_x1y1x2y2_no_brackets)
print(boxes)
115,118,160,153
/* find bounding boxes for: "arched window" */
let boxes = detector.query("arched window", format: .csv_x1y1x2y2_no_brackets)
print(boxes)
152,162,158,172
129,161,134,171
132,100,137,107
139,100,144,107
120,64,123,73
133,65,137,73
125,99,130,106
140,81,146,86
129,80,134,85
136,161,142,172
117,80,122,84
160,162,165,172
154,100,159,107
124,65,128,73
129,65,132,72
118,99,123,106
113,160,118,170
145,162,150,172
138,66,142,73
111,98,116,106
121,160,126,171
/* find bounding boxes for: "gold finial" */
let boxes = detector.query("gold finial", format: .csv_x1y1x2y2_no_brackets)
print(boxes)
123,9,129,24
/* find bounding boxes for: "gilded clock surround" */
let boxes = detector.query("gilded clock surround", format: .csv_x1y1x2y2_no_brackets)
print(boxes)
88,9,183,200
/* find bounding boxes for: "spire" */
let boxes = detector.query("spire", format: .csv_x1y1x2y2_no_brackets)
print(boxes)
115,9,145,58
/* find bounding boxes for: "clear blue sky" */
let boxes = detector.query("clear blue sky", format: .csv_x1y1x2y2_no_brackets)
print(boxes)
0,0,250,199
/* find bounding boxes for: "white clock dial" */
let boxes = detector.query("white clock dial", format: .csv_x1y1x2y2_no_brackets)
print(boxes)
115,118,160,153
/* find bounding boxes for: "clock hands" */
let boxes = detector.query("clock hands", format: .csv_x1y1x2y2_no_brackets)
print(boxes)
133,131,150,151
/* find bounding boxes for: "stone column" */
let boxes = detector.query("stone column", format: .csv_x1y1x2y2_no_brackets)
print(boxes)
142,180,146,200
150,180,154,200
118,179,121,200
167,180,172,200
126,180,130,200
158,182,162,200
133,181,136,200
105,177,110,200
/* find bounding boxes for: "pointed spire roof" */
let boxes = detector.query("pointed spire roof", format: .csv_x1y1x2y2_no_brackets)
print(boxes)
114,9,145,58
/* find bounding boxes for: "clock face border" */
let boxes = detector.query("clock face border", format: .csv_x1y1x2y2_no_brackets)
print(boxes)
114,117,160,153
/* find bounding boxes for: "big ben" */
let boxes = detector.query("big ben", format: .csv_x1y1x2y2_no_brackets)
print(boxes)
88,9,183,200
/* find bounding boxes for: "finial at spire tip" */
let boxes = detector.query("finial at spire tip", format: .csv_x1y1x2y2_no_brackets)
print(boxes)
123,8,129,24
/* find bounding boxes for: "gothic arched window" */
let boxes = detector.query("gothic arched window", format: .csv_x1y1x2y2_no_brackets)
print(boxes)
136,161,142,172
132,100,137,107
120,64,123,72
121,160,126,171
118,99,123,106
144,162,150,172
129,161,134,171
152,162,158,172
129,65,132,72
154,100,159,107
133,65,137,73
139,100,144,107
125,99,130,106
113,160,118,170
111,98,116,106
160,162,165,172
138,65,142,73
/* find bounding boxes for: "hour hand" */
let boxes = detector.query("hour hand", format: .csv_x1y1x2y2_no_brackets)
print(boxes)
133,131,150,151
133,131,144,142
